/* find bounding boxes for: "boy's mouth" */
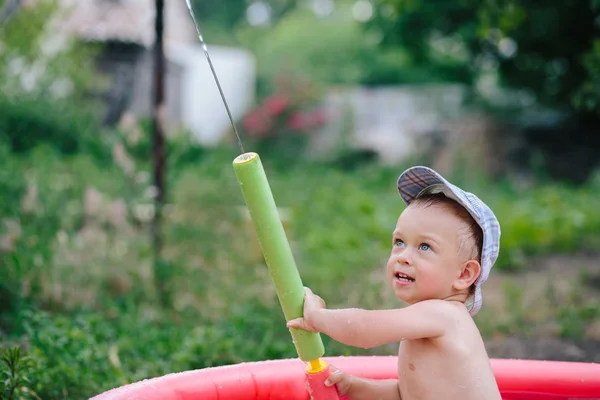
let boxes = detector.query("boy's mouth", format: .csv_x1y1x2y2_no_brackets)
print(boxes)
394,272,415,282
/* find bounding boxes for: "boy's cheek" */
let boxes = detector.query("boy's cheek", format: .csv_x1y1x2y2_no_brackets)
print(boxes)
415,274,439,293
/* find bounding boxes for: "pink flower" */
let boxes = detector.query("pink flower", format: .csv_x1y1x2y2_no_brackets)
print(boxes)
286,109,328,131
286,112,307,131
243,111,272,138
264,95,289,116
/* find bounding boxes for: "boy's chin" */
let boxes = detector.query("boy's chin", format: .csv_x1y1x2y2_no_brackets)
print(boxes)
393,292,419,305
393,289,437,305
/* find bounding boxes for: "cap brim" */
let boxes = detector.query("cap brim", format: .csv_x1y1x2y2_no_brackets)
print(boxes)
398,166,456,205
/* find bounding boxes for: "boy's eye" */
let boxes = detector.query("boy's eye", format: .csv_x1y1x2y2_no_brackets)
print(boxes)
419,243,431,251
394,239,404,247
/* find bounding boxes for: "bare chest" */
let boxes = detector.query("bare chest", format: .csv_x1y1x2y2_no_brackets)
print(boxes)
396,340,501,400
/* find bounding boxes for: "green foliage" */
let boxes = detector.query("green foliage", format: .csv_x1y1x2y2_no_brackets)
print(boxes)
116,118,209,173
1,136,600,397
237,4,444,93
1,302,307,398
2,308,187,399
0,0,57,62
489,178,600,270
372,0,478,80
191,0,299,31
377,0,600,115
15,308,288,398
22,311,126,399
0,0,106,160
2,0,599,395
244,7,372,85
171,302,296,370
0,0,99,97
573,39,600,116
495,280,530,336
193,0,599,120
556,303,600,340
0,94,108,157
1,346,35,400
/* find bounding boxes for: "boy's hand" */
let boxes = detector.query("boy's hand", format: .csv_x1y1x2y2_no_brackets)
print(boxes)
286,287,326,332
324,365,355,397
326,365,400,400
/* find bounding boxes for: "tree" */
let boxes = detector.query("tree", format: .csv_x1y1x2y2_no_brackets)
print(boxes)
374,0,599,116
369,0,600,183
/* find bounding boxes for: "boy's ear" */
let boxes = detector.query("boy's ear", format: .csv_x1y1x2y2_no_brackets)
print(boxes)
454,260,481,291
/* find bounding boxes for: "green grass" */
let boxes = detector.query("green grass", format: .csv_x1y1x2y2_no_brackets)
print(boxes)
2,140,600,398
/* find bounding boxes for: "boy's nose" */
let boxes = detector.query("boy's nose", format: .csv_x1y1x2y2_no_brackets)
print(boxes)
396,248,412,265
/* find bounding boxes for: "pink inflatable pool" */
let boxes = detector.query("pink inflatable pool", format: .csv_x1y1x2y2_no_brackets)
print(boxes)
92,356,600,399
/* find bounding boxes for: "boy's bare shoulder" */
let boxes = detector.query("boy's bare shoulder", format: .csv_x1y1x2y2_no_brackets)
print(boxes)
407,299,475,338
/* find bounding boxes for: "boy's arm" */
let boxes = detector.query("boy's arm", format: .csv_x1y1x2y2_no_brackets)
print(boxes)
325,365,401,400
287,289,454,348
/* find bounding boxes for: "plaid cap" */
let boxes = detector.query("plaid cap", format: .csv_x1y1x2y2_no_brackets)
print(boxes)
396,166,501,316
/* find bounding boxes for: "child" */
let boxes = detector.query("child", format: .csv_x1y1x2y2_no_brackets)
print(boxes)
287,166,503,400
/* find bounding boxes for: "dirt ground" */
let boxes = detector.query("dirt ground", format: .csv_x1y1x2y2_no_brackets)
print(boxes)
480,253,600,363
485,336,600,363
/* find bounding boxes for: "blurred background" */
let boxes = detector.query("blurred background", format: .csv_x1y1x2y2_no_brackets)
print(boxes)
1,0,600,398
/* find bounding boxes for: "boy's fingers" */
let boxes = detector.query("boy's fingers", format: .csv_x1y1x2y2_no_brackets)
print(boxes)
286,318,302,327
324,368,343,386
324,366,354,396
286,318,310,331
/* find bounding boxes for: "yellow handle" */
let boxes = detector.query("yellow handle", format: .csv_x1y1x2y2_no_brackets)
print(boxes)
307,359,329,374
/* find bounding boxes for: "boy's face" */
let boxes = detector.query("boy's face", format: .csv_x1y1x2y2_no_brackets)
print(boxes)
386,201,472,304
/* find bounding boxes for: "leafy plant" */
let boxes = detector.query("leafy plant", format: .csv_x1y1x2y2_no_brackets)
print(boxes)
0,346,35,400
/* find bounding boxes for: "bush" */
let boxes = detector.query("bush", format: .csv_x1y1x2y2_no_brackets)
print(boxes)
479,174,600,270
0,94,109,159
2,142,600,398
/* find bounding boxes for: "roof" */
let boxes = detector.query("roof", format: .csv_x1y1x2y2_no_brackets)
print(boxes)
59,0,197,48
